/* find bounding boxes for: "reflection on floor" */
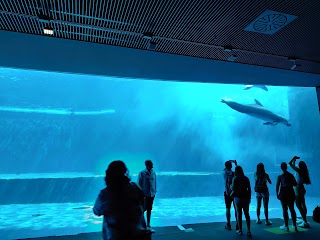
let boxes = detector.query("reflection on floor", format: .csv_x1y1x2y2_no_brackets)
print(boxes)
0,196,319,240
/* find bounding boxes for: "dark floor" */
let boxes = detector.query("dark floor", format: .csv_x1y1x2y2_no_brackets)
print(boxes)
22,217,319,240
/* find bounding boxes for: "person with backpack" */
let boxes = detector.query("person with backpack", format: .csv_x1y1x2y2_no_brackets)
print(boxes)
223,160,238,231
276,162,298,232
289,156,311,228
254,163,272,225
231,165,252,237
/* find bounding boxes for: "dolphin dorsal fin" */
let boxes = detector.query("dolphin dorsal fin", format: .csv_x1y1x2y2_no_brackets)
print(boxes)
254,99,263,106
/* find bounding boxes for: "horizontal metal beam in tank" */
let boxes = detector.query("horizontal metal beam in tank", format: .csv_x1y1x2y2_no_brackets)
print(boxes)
0,106,115,115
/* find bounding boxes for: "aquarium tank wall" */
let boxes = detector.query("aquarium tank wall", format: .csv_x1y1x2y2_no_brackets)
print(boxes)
0,65,320,240
0,66,319,204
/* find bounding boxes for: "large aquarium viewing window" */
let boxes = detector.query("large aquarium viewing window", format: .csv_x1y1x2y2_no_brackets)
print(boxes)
0,66,319,239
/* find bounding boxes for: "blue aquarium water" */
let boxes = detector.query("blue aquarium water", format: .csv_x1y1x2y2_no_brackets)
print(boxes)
0,66,319,239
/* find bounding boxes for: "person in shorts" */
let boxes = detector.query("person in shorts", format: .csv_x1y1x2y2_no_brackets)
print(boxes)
289,156,311,228
254,163,272,225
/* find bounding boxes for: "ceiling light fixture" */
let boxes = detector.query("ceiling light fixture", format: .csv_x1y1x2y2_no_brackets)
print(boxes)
148,41,157,51
143,32,157,51
37,13,53,23
288,57,301,70
44,26,54,35
227,54,238,62
143,32,153,40
37,13,54,35
223,45,237,62
291,62,297,70
223,45,232,52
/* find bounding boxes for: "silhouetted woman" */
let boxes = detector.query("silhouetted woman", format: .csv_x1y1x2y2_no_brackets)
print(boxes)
93,160,150,240
231,165,252,237
254,163,272,225
289,156,311,228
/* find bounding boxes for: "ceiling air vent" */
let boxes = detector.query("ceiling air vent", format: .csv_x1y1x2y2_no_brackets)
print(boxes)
244,10,297,35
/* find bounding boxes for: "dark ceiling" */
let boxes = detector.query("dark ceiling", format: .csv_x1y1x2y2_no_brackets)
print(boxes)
0,0,320,74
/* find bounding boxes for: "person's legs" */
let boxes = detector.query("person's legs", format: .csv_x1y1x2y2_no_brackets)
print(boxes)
235,201,243,234
263,196,270,223
226,206,231,226
145,196,155,232
295,195,305,221
301,196,308,220
243,201,251,235
224,193,232,229
288,200,297,231
298,196,310,228
146,210,151,226
256,196,262,223
232,200,239,230
280,200,289,228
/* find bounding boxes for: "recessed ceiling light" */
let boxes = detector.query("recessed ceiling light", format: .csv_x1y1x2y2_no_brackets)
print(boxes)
44,27,54,35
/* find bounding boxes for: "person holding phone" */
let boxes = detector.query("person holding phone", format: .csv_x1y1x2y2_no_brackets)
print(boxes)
289,156,311,228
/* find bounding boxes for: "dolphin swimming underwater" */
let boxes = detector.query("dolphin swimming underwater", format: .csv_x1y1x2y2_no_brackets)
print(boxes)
244,85,268,91
221,98,291,126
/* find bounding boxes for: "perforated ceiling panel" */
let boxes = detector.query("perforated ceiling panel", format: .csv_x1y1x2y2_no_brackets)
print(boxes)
0,0,320,74
244,10,298,35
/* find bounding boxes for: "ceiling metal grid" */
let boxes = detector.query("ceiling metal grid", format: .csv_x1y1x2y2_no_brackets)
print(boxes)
0,0,320,74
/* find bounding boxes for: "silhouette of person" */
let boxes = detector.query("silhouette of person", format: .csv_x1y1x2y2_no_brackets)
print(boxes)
93,160,150,240
254,163,272,225
276,162,298,232
289,156,311,228
138,160,157,233
231,165,252,237
223,160,238,231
